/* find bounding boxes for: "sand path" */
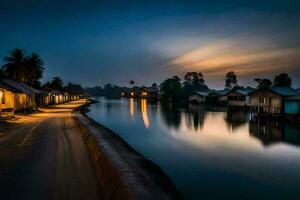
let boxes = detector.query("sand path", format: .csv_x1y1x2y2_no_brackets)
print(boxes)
0,100,101,200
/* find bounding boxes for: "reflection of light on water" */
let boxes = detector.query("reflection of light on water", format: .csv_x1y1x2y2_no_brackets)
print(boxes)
165,112,262,152
129,98,135,122
160,111,300,184
141,99,150,128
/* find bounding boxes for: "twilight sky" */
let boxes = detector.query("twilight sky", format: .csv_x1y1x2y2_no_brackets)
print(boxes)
0,0,300,88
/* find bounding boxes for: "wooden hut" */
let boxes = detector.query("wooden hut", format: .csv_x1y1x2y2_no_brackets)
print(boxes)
0,79,41,113
139,87,148,98
50,90,64,104
249,87,299,114
208,89,230,104
0,80,22,115
226,88,255,107
189,91,209,104
147,84,160,100
36,89,51,106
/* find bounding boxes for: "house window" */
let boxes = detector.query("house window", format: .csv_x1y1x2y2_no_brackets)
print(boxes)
239,96,245,101
259,97,267,104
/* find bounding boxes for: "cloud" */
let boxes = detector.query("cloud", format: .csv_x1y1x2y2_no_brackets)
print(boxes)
171,38,300,79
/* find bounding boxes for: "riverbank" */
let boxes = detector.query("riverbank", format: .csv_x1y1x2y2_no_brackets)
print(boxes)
76,102,182,200
0,99,181,199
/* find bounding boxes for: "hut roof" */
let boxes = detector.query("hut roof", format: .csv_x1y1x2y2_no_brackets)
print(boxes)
235,88,255,95
270,87,298,96
1,79,41,94
0,80,23,93
248,87,298,97
193,91,210,96
51,90,63,95
19,82,41,94
215,89,231,96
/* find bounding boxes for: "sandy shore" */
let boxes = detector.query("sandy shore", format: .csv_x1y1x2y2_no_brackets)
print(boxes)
76,103,182,200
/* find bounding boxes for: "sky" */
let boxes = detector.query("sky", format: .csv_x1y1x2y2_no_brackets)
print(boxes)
0,0,300,89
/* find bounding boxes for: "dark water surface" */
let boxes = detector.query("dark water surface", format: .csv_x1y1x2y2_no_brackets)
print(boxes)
87,97,300,200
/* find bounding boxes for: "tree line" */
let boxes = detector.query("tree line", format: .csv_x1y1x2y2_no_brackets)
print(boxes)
160,71,293,103
86,84,128,98
0,48,84,94
85,71,294,101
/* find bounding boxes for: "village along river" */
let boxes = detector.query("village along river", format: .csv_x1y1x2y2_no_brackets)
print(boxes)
87,97,300,199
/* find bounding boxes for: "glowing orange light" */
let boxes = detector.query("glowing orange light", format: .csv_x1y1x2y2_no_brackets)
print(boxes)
130,92,134,96
0,90,3,102
129,98,135,121
141,99,150,128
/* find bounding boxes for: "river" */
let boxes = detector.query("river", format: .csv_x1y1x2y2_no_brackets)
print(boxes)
87,97,300,200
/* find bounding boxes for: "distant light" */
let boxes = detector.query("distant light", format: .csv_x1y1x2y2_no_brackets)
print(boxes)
142,92,147,96
131,92,134,96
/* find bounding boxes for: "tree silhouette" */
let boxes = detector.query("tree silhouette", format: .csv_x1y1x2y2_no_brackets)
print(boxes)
51,77,64,90
225,71,238,89
2,48,45,86
254,78,272,88
273,73,292,87
184,72,205,85
0,69,6,79
25,53,44,86
42,81,52,90
160,76,182,102
129,80,135,86
33,80,42,89
64,82,84,95
43,77,64,91
183,72,209,96
151,83,158,88
2,48,30,83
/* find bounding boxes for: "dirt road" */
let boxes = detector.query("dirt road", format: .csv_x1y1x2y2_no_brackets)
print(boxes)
0,100,101,200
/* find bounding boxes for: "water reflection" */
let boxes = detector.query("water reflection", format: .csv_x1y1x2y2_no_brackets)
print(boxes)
129,98,135,122
225,110,249,131
160,103,181,129
249,120,300,147
141,99,150,128
87,98,300,200
185,104,206,131
158,103,300,151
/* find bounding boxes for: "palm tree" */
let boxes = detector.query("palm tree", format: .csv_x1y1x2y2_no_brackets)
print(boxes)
0,69,6,79
25,53,44,86
2,48,30,83
51,76,64,91
129,80,135,87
